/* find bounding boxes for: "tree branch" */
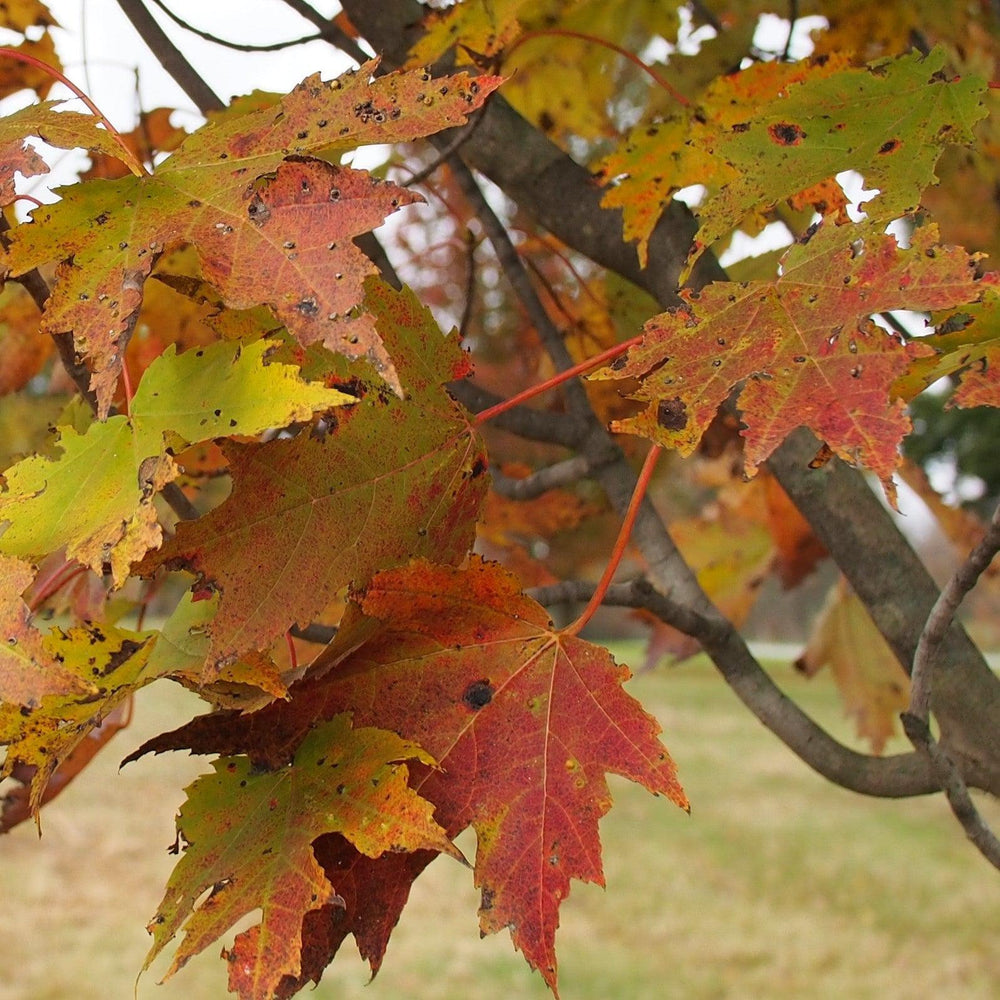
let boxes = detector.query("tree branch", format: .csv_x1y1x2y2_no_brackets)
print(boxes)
446,154,592,419
114,0,225,113
902,499,1000,868
769,430,1000,792
148,0,325,52
276,0,371,64
911,500,1000,720
529,578,942,798
490,456,593,499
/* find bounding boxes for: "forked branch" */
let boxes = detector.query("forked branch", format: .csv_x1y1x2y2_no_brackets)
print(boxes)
903,501,1000,868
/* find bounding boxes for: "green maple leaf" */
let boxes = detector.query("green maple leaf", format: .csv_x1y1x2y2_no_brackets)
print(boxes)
5,63,502,413
145,714,458,999
599,47,988,270
0,338,350,583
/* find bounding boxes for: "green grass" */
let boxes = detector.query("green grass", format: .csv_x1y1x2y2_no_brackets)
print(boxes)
2,645,998,1000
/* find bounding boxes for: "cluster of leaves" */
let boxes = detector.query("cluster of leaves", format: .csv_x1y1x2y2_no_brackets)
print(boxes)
1,0,1000,997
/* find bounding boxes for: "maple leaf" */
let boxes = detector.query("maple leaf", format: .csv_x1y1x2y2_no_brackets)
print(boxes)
407,0,536,66
144,592,288,708
130,557,687,993
138,280,488,670
591,221,999,487
143,714,457,999
0,101,127,206
0,338,350,584
598,47,988,269
5,63,501,414
0,618,151,817
505,0,681,141
795,577,910,753
0,554,87,707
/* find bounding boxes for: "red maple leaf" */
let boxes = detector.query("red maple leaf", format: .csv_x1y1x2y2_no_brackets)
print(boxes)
129,558,687,993
593,221,998,487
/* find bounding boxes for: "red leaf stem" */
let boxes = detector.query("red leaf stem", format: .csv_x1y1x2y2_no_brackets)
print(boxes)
474,335,640,424
0,47,147,177
565,443,662,636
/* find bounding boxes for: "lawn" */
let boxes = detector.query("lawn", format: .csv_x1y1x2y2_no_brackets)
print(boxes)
2,645,997,1000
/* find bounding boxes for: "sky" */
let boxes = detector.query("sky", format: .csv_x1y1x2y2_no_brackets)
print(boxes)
43,1,351,123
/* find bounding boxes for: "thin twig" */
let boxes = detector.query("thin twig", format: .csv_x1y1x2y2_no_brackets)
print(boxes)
490,455,593,500
114,0,225,113
474,336,636,425
148,0,324,52
444,155,594,420
403,108,487,188
567,444,662,635
903,499,1000,869
900,713,1000,868
911,502,1000,719
276,0,371,64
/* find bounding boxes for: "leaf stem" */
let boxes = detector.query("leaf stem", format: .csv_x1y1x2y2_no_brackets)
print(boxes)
29,561,89,611
11,193,44,209
505,29,691,108
474,335,640,424
121,353,134,417
565,444,661,636
0,46,147,177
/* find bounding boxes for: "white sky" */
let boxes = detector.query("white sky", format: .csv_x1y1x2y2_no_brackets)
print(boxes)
41,1,351,122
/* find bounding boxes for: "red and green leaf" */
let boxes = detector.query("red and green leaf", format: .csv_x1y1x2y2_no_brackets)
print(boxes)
5,63,500,413
599,47,987,269
144,714,458,999
592,221,998,487
0,338,350,583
